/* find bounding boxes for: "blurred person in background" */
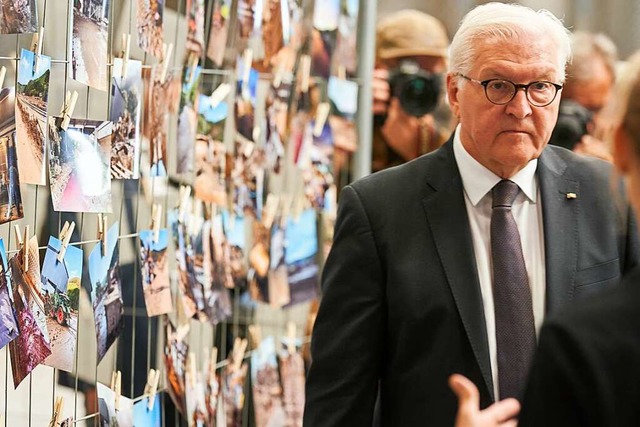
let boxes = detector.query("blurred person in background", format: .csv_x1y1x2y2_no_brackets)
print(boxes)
450,50,640,427
372,10,453,172
548,31,617,161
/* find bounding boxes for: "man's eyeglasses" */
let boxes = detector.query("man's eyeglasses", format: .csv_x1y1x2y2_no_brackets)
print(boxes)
456,74,563,107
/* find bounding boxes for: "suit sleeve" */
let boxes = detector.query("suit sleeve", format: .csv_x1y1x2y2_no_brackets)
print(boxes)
303,185,385,427
518,320,604,427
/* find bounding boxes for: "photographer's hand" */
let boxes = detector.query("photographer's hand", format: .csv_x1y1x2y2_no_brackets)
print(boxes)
373,68,391,116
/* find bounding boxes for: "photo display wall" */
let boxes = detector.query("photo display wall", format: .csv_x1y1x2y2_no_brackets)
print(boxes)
0,0,362,425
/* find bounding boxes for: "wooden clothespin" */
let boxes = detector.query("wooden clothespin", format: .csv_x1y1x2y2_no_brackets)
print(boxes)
300,55,311,93
232,337,248,371
337,65,346,81
248,324,262,350
150,204,162,243
47,396,64,427
121,33,131,79
313,102,331,137
188,352,197,387
31,26,44,72
14,225,28,272
273,61,285,88
60,91,78,131
146,369,160,410
97,214,108,256
209,83,231,109
160,43,174,82
286,321,296,355
178,186,191,222
57,221,75,262
0,66,6,89
110,370,121,411
262,193,279,229
209,346,218,382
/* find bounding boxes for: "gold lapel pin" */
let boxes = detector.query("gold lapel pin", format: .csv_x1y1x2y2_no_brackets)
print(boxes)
566,192,577,199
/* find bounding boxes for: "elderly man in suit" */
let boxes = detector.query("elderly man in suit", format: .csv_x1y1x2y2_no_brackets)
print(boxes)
303,3,640,426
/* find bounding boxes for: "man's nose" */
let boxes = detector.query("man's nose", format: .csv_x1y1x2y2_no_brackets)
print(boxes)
505,88,533,119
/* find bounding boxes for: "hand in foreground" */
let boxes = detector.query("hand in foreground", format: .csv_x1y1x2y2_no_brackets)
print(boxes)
449,374,521,427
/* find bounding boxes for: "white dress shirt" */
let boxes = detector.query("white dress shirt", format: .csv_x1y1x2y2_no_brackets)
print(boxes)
452,125,546,400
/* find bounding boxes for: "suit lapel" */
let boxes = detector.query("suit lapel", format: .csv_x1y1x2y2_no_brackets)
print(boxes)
421,142,494,401
537,149,579,313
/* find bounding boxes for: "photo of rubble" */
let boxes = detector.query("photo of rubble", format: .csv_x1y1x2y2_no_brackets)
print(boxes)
137,0,165,59
110,58,142,179
88,222,123,364
71,0,111,91
206,0,231,67
284,209,320,306
48,118,112,213
176,64,200,174
278,347,306,426
16,48,50,185
251,336,286,427
0,87,24,224
139,228,172,316
0,0,37,34
164,318,188,416
185,0,205,56
143,67,172,177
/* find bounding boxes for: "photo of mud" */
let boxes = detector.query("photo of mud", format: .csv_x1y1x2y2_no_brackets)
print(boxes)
71,0,110,91
0,0,37,34
137,0,165,59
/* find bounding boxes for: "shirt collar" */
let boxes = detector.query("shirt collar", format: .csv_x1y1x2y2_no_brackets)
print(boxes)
453,124,538,206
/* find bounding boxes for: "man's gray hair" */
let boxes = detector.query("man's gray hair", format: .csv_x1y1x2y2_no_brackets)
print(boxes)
567,31,618,82
449,2,572,82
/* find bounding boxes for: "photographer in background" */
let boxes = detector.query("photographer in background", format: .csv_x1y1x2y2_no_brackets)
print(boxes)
372,10,452,172
549,31,617,161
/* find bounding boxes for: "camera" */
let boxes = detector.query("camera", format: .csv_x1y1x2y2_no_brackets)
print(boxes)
375,60,442,125
548,100,593,150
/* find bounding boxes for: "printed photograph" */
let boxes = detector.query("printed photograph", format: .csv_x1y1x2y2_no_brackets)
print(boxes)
234,66,258,142
169,210,197,319
0,0,37,34
48,118,112,213
185,369,208,426
205,367,220,423
71,0,111,91
16,48,50,185
137,0,164,59
259,0,284,72
278,347,306,426
332,0,359,77
231,139,265,218
0,239,18,350
0,87,24,223
139,228,172,316
284,209,319,306
328,76,358,153
164,317,188,416
251,336,286,427
268,218,291,308
133,394,161,427
194,136,227,206
248,221,270,304
8,255,52,388
222,210,249,289
142,67,172,177
88,222,123,364
110,58,143,179
206,0,231,67
40,236,82,372
97,382,133,427
185,0,205,56
176,64,200,174
222,352,249,427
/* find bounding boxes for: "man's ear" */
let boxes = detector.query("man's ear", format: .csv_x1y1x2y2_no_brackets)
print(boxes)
446,73,461,119
613,125,632,174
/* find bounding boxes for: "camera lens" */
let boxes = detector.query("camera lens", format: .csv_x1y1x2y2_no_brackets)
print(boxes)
399,76,440,117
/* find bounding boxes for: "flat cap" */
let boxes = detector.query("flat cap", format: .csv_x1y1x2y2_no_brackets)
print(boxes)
376,10,449,60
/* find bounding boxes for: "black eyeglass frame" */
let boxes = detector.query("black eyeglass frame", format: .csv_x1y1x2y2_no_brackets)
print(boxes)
456,73,563,107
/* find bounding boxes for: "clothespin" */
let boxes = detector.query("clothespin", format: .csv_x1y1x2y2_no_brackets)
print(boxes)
110,370,121,411
47,396,64,427
0,66,6,89
178,186,191,223
262,194,279,229
313,102,331,137
14,225,28,272
248,324,262,349
242,48,253,88
57,221,75,262
231,337,248,371
31,26,44,72
160,43,174,82
150,204,162,243
145,369,160,410
209,83,231,109
209,346,218,382
337,65,346,81
188,352,197,387
121,33,131,78
60,91,79,131
97,214,108,256
286,321,296,355
273,61,285,88
300,55,311,93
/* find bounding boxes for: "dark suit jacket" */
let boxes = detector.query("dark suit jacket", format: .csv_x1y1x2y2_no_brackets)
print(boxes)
303,139,640,426
519,266,640,427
